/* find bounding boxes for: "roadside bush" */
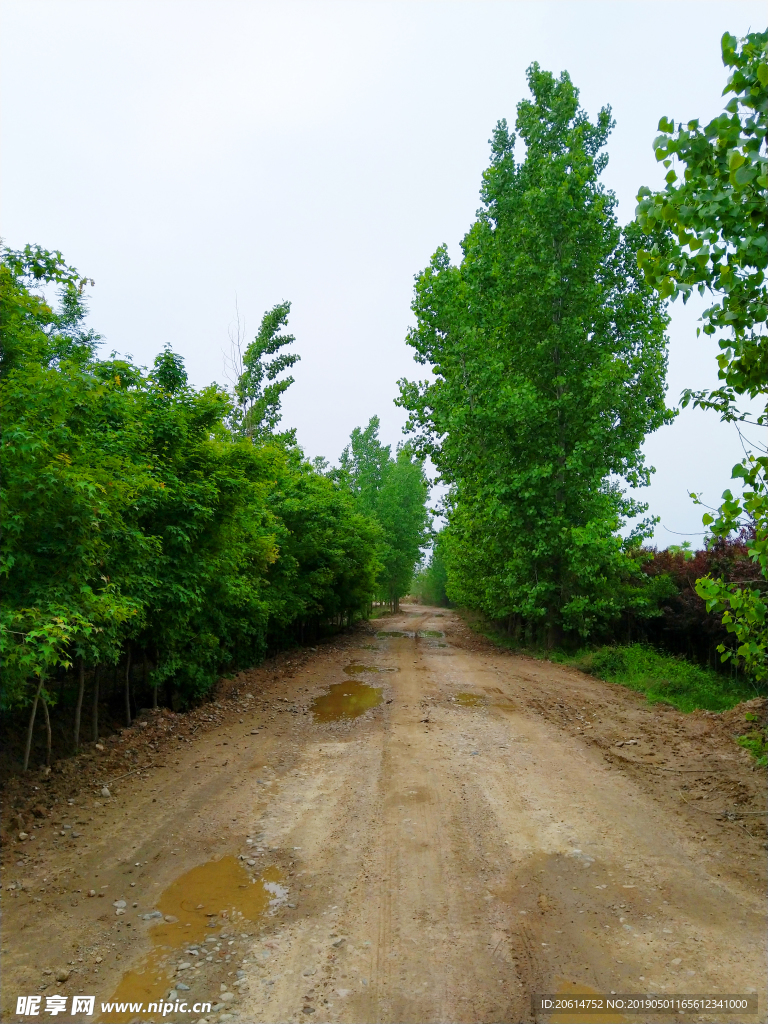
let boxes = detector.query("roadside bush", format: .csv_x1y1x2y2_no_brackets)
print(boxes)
565,643,760,713
637,530,762,671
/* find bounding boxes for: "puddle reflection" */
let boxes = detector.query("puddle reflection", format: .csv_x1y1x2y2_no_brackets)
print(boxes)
453,692,485,707
311,680,383,721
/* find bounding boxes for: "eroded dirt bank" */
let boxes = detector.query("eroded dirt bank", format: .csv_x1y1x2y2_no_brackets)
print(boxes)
3,606,765,1024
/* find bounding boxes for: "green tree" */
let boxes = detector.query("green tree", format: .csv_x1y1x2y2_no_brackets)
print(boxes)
1,245,384,770
398,64,673,643
340,417,430,610
635,30,767,682
232,302,300,441
635,30,767,416
412,529,450,607
265,454,383,639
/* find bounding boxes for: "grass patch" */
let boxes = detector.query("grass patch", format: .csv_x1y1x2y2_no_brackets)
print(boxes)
737,711,768,767
560,644,760,714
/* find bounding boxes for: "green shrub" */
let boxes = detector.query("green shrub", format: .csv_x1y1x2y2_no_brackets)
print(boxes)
566,643,759,713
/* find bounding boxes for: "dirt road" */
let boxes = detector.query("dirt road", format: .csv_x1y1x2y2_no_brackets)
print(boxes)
4,607,766,1024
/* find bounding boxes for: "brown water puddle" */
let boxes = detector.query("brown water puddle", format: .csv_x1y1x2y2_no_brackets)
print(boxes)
104,857,283,1022
453,692,485,707
344,663,381,675
311,680,383,721
548,979,628,1023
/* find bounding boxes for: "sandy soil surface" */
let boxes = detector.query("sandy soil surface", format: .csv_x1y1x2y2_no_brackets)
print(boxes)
3,606,766,1024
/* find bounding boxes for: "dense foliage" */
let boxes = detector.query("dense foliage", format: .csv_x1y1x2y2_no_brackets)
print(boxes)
411,531,450,607
0,246,408,765
636,30,767,682
339,416,430,610
398,64,673,645
638,531,762,667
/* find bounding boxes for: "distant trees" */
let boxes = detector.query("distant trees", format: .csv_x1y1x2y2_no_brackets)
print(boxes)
340,416,430,611
412,530,450,607
398,64,673,644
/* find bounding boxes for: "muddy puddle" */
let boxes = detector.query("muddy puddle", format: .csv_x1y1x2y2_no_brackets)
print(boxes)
311,680,383,722
105,856,284,1022
417,630,444,638
453,692,485,707
376,630,414,638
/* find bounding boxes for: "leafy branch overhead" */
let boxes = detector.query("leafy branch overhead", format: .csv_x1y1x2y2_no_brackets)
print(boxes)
636,29,767,683
635,30,768,419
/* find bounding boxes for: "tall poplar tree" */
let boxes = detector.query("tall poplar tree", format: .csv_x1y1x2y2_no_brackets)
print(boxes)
398,64,673,642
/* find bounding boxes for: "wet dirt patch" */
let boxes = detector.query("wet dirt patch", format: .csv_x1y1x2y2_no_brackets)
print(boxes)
105,856,283,1021
311,681,383,722
453,692,486,707
344,664,381,675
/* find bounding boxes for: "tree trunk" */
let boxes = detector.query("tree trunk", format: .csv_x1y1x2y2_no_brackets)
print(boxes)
23,678,44,771
91,666,100,743
124,648,132,727
546,616,563,651
144,649,157,709
73,657,85,750
41,694,52,766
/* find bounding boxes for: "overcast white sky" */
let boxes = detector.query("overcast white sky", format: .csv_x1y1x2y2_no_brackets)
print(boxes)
2,0,764,545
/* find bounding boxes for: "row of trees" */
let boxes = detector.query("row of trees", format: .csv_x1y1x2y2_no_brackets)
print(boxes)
399,30,766,679
339,416,430,612
0,249,429,766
